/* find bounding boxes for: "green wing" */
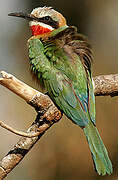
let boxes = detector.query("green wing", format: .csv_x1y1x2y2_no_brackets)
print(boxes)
28,26,95,127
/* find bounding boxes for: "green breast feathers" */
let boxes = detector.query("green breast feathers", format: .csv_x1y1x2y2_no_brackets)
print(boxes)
28,26,95,127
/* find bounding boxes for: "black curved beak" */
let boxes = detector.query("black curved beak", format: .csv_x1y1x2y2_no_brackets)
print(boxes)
8,12,59,29
8,12,40,22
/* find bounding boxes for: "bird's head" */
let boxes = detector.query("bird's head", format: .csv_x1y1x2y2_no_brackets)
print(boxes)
8,7,67,36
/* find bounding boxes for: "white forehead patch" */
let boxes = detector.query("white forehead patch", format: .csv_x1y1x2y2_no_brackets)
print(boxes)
31,7,54,18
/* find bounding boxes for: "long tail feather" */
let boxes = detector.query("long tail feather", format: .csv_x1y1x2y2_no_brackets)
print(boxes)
83,122,113,175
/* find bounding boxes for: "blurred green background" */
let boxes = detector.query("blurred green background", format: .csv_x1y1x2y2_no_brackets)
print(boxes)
0,0,118,179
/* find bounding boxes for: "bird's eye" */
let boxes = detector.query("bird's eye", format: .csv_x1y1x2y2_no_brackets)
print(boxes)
44,16,50,21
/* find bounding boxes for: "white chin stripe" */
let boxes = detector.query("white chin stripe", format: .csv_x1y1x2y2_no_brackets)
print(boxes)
29,21,54,30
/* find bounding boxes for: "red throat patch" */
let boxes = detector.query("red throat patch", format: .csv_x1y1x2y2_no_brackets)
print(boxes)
30,25,52,36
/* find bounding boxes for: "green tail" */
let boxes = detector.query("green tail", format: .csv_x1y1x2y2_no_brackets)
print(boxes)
84,122,113,175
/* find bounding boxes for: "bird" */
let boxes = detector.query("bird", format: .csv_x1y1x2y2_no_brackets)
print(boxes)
8,6,113,175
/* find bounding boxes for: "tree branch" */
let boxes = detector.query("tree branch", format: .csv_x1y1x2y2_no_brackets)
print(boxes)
94,74,118,96
0,71,118,179
0,71,62,179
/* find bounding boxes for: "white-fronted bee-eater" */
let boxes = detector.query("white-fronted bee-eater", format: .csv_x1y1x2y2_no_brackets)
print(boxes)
9,7,113,175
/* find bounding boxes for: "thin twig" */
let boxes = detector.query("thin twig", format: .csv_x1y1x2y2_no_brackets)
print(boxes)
0,119,50,179
0,120,48,137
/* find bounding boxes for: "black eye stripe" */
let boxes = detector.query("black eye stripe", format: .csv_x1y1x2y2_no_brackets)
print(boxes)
38,16,59,29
